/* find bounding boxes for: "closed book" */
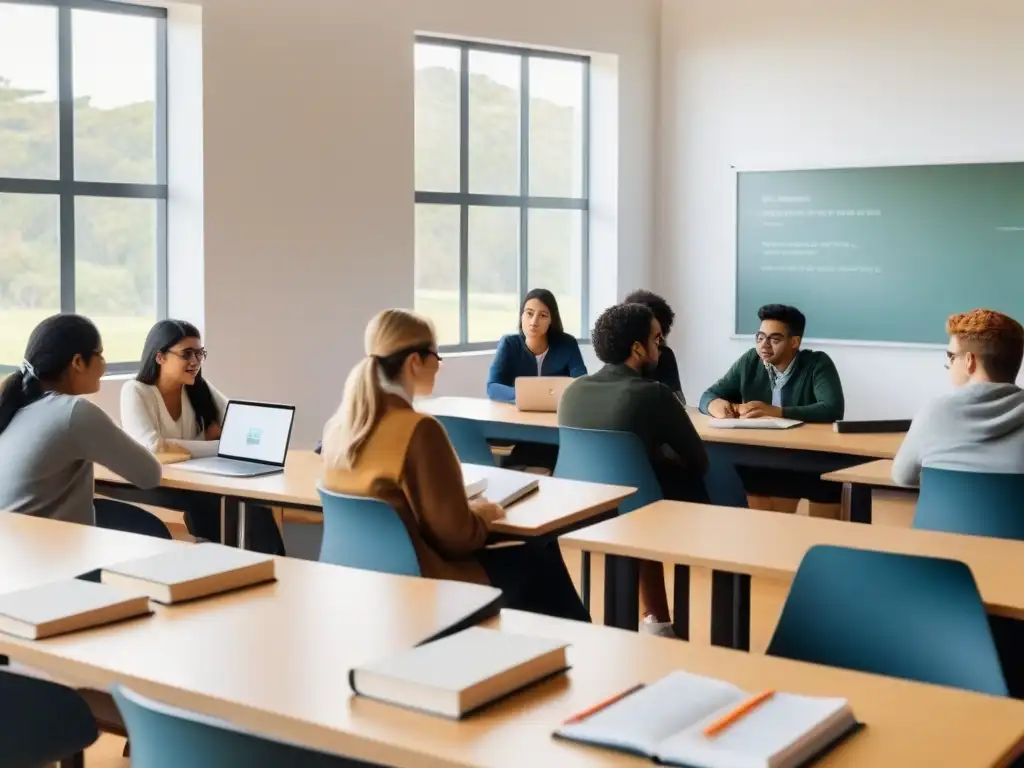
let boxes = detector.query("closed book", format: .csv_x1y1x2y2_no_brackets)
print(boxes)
833,420,911,434
557,671,860,768
350,626,568,719
0,579,151,640
101,543,276,605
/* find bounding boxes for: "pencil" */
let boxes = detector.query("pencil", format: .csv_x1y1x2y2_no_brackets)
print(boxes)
562,683,645,725
703,690,776,737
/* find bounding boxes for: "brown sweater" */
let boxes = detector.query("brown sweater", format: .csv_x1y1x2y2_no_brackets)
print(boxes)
321,396,490,584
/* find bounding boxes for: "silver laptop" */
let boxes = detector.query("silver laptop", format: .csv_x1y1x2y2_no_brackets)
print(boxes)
174,400,296,477
515,376,573,413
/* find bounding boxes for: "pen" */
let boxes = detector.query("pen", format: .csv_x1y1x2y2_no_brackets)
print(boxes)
562,683,645,725
703,690,776,737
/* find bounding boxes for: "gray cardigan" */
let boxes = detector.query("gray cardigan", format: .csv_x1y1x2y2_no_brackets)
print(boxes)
0,394,162,525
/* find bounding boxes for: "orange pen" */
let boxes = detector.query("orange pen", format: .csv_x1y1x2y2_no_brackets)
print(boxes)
703,690,776,737
562,683,645,725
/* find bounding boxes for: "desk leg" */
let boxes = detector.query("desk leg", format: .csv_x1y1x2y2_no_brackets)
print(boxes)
848,484,872,525
672,565,690,641
222,498,240,548
710,570,750,651
237,501,248,551
603,555,640,631
580,552,591,614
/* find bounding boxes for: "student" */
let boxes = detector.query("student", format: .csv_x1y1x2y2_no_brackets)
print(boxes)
624,289,684,402
0,314,162,525
321,308,589,622
486,288,587,403
699,304,845,515
892,309,1024,486
558,302,708,637
121,320,285,554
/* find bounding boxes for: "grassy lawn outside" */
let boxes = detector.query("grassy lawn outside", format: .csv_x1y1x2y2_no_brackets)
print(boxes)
0,310,153,369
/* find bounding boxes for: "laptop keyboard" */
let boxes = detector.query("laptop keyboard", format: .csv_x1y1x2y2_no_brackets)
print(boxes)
178,457,281,477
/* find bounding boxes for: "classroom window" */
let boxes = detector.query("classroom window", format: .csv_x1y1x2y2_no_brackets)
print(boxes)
414,38,590,349
0,0,168,372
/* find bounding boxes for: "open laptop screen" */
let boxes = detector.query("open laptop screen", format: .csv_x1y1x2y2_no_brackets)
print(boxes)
218,401,295,465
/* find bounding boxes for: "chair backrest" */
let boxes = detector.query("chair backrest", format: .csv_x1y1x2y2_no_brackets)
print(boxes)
94,498,173,540
317,488,421,577
113,686,358,767
914,467,1024,541
1,669,99,766
767,545,1008,696
434,415,496,466
554,427,661,514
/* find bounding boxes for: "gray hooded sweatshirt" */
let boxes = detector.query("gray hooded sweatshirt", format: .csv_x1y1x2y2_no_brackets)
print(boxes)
892,382,1024,486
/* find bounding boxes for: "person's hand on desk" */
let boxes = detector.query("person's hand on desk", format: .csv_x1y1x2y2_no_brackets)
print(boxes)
156,441,191,464
205,423,222,440
470,498,506,526
707,399,739,419
737,402,783,419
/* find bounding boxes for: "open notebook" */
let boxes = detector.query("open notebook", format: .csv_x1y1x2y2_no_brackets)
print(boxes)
707,418,803,430
556,671,859,768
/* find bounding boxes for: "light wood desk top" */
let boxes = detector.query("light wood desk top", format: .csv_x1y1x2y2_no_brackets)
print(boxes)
418,396,905,458
561,501,1024,620
0,513,185,593
823,459,905,489
95,451,634,538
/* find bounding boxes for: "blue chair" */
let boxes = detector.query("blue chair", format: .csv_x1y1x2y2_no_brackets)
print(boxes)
767,545,1008,696
434,416,497,466
554,427,661,514
317,488,421,577
0,669,99,768
914,467,1024,541
112,686,365,767
95,498,173,540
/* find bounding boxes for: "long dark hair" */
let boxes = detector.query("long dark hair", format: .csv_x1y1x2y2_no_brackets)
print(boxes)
0,314,101,437
136,320,220,433
518,288,566,339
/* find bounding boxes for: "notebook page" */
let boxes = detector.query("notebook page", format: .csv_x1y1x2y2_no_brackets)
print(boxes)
656,692,851,768
558,671,744,757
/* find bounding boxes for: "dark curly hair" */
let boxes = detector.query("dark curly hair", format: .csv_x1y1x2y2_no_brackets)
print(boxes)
624,290,675,337
592,303,655,365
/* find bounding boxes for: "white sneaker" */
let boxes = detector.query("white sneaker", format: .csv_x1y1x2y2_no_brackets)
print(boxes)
640,616,678,639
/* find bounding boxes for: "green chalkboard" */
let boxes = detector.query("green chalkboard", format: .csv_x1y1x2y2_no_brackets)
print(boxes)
735,163,1024,344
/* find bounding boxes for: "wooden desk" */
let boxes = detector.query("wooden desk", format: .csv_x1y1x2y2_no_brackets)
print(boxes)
95,451,634,542
418,397,905,516
560,500,1024,650
822,460,917,525
0,514,185,593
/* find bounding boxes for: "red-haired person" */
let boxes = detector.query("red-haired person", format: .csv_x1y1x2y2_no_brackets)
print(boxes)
892,309,1024,486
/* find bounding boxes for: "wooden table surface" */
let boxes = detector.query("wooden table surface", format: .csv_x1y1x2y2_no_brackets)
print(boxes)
418,397,905,458
94,451,634,538
0,514,186,593
561,501,1024,620
823,459,903,488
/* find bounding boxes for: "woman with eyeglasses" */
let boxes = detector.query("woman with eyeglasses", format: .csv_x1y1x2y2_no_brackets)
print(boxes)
321,308,589,622
0,314,162,525
121,320,285,553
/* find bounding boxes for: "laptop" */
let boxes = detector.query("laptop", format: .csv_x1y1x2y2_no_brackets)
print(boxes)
173,400,296,477
515,376,573,413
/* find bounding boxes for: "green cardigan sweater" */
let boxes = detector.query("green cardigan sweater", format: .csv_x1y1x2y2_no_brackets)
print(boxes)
698,348,845,423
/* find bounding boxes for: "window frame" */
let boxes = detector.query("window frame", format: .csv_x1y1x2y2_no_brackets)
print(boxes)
0,0,168,374
414,36,591,352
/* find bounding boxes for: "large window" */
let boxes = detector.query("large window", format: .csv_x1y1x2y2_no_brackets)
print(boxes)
414,38,590,350
0,0,167,372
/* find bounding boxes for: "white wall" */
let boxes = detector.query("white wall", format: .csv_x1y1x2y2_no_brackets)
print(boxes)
659,0,1024,417
91,0,659,442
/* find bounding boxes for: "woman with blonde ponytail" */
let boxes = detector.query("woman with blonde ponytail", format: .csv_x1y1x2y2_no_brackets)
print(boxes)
321,309,589,622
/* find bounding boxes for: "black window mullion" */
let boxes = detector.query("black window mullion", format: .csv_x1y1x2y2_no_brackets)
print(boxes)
57,4,75,314
458,44,470,347
518,55,529,306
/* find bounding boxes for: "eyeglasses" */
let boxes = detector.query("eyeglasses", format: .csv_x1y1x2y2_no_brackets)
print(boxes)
755,332,788,346
168,348,208,364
